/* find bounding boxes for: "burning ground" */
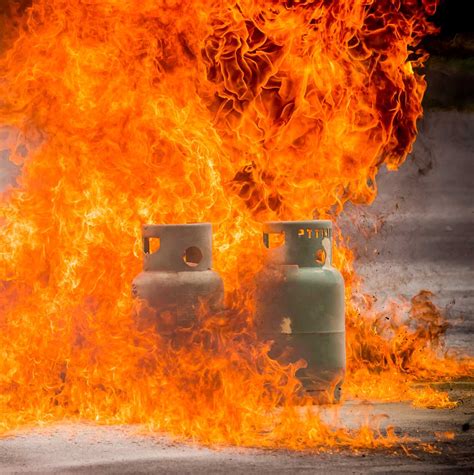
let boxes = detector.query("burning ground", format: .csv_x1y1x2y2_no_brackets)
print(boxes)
0,0,473,457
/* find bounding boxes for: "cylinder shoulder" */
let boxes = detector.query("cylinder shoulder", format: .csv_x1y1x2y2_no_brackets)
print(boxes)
283,265,344,286
133,269,223,284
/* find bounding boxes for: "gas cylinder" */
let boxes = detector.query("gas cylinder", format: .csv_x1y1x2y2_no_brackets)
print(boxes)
255,220,345,402
132,223,224,333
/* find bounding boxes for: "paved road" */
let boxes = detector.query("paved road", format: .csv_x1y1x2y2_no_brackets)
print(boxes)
340,110,474,353
1,391,473,474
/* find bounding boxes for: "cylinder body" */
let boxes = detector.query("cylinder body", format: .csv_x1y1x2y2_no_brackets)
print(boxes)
132,223,224,333
255,220,346,402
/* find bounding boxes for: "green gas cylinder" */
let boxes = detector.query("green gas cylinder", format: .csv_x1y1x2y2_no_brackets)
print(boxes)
255,220,346,402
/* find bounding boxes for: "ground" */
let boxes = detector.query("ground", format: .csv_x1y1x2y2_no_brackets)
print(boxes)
1,388,473,473
341,110,474,354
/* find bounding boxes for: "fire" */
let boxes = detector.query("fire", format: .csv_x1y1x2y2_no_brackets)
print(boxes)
0,0,472,450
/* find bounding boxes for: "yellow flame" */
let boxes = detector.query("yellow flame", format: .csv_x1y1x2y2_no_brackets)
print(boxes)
0,0,472,450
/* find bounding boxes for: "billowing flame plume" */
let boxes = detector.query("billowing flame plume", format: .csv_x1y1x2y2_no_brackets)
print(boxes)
0,0,472,450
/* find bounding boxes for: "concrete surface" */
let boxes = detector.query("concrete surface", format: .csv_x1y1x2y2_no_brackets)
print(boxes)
1,391,473,474
340,110,474,354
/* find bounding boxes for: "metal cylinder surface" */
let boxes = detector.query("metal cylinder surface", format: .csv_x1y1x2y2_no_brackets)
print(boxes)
132,223,224,333
255,220,346,402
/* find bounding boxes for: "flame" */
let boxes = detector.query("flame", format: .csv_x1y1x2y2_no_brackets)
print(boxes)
0,0,472,450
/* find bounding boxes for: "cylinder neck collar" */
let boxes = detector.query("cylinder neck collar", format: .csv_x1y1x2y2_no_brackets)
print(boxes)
142,223,213,272
263,220,333,268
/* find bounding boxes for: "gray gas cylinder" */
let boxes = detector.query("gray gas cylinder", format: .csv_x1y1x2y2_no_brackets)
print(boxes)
255,220,346,402
132,223,224,333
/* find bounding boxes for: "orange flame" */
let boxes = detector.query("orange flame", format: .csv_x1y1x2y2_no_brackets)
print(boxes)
0,0,472,449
